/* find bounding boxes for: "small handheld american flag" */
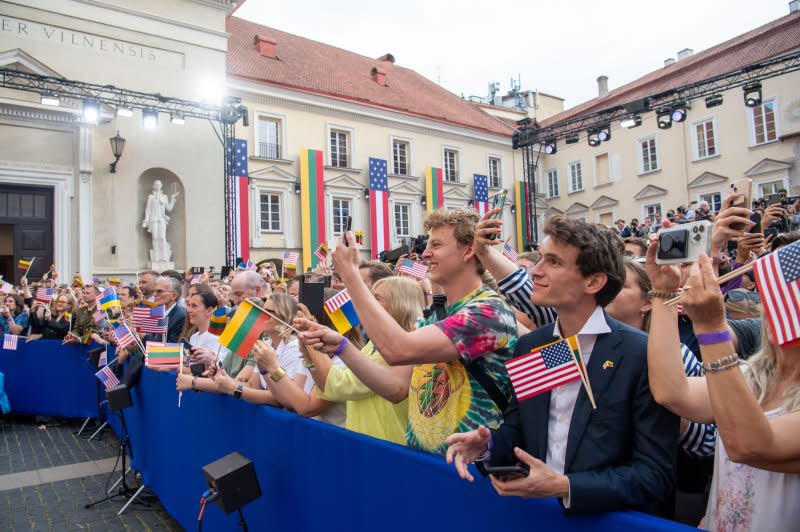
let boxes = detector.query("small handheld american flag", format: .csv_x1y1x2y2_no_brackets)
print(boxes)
95,365,119,390
35,287,54,304
753,239,800,346
314,243,329,264
502,242,519,263
3,334,18,351
397,258,428,280
505,336,583,402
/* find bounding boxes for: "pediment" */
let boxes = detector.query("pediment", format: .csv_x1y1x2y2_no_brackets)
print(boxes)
443,187,471,201
633,185,667,200
0,49,63,77
389,181,422,196
249,165,297,182
325,173,365,190
544,206,564,217
565,202,590,215
744,158,793,177
590,195,619,210
688,171,728,189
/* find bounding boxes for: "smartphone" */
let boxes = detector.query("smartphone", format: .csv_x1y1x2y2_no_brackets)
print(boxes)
344,215,353,246
483,464,529,480
488,189,508,240
191,266,204,275
729,178,752,208
180,338,194,356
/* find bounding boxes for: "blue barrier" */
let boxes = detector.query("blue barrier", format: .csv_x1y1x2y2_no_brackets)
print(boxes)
0,340,101,418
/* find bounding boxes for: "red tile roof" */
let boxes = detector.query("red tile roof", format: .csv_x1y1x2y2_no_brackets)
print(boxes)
226,17,515,137
541,11,800,127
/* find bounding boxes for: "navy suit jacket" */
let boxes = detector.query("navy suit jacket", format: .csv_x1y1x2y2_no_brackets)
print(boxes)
490,315,678,515
165,303,186,344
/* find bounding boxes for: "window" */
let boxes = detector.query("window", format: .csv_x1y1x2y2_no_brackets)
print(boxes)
546,169,559,198
332,198,351,235
695,119,717,159
443,149,459,183
752,99,777,145
329,129,350,168
639,137,658,173
259,193,281,232
699,192,722,212
256,116,281,159
391,139,410,176
595,153,610,185
757,180,784,198
488,157,501,188
568,161,583,192
393,203,411,238
644,202,663,222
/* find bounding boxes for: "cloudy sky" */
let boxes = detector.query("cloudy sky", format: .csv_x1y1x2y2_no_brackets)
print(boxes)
235,0,792,110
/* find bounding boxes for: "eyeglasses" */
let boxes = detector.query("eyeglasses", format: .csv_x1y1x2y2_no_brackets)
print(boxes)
725,290,761,303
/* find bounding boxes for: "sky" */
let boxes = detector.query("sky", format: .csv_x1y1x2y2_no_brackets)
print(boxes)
234,0,793,111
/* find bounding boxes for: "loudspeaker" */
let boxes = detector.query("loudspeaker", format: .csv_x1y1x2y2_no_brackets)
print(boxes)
106,383,132,412
202,452,262,514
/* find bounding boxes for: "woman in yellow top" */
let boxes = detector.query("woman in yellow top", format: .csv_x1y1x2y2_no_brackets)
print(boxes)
291,276,425,444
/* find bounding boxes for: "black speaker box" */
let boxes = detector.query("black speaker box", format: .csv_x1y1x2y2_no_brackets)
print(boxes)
106,383,132,412
202,452,262,514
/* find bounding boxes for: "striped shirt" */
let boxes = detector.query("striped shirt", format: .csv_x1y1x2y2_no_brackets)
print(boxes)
496,267,557,328
679,343,717,458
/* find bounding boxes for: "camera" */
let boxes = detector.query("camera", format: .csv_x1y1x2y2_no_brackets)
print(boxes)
378,234,429,264
656,220,713,265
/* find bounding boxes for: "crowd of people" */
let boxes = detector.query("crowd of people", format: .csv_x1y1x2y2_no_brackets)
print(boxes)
3,188,799,530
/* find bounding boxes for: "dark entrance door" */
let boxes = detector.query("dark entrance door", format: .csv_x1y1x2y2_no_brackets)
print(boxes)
0,185,54,283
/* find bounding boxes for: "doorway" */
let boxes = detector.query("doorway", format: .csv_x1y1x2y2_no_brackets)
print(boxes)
0,185,54,283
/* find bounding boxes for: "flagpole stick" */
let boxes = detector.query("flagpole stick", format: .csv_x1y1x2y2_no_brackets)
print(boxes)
178,345,183,407
247,299,303,335
24,257,35,278
571,350,597,410
665,261,755,307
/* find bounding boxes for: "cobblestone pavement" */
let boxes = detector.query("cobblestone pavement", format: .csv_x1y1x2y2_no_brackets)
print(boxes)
0,416,181,531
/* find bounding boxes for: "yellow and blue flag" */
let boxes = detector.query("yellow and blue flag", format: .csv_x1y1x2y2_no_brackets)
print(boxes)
324,289,360,334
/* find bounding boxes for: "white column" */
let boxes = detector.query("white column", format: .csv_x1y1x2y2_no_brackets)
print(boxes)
77,126,93,280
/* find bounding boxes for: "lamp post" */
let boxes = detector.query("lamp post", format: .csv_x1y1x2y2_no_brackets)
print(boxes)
109,131,126,173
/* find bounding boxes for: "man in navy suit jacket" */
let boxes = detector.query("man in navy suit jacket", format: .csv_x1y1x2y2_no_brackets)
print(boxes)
446,215,678,515
151,276,186,344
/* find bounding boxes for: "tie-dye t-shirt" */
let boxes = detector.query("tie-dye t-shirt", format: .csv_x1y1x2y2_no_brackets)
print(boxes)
407,286,517,454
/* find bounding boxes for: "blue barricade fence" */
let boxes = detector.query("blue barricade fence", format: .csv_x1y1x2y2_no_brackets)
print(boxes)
3,341,692,531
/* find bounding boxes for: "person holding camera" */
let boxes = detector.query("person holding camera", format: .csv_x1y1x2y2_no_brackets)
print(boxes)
0,294,29,337
27,293,75,341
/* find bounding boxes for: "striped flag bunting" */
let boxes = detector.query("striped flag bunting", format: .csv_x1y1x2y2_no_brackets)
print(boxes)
324,289,360,334
369,157,390,258
397,258,429,280
502,243,520,263
145,341,182,369
753,239,800,346
219,299,271,358
112,322,137,350
209,307,229,336
424,167,444,211
3,334,18,351
300,148,327,268
35,287,54,303
95,365,119,390
505,336,583,402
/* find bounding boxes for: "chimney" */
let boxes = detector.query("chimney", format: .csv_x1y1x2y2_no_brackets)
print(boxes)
371,67,387,87
597,75,608,98
677,48,694,60
254,34,277,58
664,58,676,67
791,0,800,12
377,53,396,63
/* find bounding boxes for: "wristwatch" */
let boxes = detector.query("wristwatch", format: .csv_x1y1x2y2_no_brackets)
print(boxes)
269,367,287,383
233,383,244,399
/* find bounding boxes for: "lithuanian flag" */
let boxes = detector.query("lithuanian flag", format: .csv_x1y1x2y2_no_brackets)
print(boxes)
145,341,182,368
300,148,327,268
209,307,229,336
514,180,529,252
17,258,32,271
219,299,270,358
425,167,444,211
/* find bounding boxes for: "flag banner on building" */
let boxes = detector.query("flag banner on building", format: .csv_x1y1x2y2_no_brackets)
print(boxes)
35,287,54,304
314,243,329,264
209,307,229,336
226,138,251,266
505,336,583,402
283,251,299,275
502,242,519,263
3,334,18,351
753,239,800,346
397,258,429,280
473,174,490,216
369,157,390,258
112,322,137,350
219,299,271,358
145,342,182,368
95,365,119,390
324,289,360,334
514,180,529,252
99,287,121,310
425,167,444,211
300,148,327,268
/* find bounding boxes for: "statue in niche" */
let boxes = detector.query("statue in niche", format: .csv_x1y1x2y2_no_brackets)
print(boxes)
142,179,179,266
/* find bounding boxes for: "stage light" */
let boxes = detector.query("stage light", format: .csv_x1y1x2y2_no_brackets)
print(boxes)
565,133,580,144
142,108,158,129
743,82,762,107
170,113,185,125
116,105,134,118
671,105,687,123
41,92,60,106
620,115,642,129
657,109,672,130
587,131,601,147
705,94,723,108
543,140,557,155
82,99,100,123
597,125,611,142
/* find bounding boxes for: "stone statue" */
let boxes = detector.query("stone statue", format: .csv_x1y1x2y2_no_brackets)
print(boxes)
142,179,179,267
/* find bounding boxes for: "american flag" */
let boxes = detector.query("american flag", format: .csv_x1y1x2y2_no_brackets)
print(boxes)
135,315,168,334
95,365,119,390
314,243,329,264
98,346,107,367
283,251,299,270
93,309,107,324
3,334,18,351
753,240,800,346
35,287,54,303
226,138,250,268
473,174,490,216
112,322,137,350
502,242,520,263
505,337,583,401
0,281,13,294
369,157,390,258
397,258,429,280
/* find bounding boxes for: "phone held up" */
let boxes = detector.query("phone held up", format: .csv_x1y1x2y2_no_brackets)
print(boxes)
488,189,508,241
343,215,353,247
655,220,713,265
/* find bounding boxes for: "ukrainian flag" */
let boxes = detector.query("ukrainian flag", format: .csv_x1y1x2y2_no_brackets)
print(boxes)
324,290,360,334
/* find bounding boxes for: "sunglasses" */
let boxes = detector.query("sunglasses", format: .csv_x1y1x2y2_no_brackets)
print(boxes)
725,290,761,303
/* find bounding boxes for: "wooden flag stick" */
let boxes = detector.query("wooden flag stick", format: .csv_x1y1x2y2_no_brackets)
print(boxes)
248,298,303,336
504,234,513,246
665,261,755,307
24,257,35,278
570,340,597,410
